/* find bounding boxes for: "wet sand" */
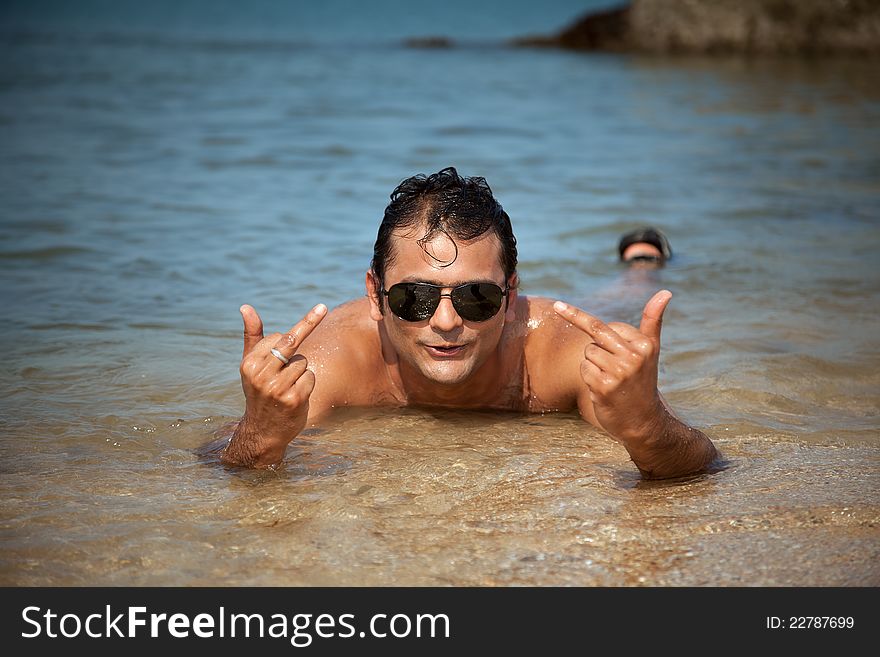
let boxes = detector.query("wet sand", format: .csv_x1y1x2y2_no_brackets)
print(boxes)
2,408,877,586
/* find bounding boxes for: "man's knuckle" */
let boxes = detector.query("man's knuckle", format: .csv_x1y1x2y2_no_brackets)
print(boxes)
301,373,316,392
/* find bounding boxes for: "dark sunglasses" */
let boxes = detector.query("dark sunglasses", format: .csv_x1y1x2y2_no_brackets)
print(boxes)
382,281,509,322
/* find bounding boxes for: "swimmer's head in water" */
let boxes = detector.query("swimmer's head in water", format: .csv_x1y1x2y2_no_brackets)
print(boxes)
370,167,518,304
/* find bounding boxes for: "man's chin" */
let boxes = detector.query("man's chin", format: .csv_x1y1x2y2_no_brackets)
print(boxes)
418,361,476,386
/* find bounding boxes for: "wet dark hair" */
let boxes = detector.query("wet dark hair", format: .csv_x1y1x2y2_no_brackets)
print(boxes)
371,167,517,291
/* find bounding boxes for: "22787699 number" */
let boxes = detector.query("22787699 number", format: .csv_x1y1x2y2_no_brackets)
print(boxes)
766,616,854,629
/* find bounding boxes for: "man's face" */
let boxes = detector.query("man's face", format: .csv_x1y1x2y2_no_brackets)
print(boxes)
371,228,513,387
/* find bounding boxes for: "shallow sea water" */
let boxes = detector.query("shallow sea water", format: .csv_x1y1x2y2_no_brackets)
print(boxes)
1,2,878,586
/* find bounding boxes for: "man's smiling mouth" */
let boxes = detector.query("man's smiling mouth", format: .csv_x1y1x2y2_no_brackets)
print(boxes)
423,344,467,358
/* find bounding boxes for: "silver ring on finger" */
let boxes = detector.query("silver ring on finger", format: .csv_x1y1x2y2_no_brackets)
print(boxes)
270,348,290,365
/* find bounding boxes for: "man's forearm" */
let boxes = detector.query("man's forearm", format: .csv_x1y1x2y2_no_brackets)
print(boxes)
220,415,289,469
623,409,720,479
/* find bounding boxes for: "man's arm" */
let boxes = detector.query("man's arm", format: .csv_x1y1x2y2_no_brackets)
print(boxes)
219,303,327,469
609,392,719,479
554,291,720,479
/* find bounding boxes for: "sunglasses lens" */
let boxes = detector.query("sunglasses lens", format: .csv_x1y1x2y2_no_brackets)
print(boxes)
452,283,504,322
386,282,506,322
387,283,439,321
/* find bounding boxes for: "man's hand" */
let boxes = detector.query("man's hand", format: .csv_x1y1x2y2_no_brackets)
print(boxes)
553,291,671,446
553,291,719,478
221,303,327,468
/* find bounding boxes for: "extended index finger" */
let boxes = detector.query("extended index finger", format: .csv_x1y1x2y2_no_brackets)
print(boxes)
272,303,328,358
552,301,626,353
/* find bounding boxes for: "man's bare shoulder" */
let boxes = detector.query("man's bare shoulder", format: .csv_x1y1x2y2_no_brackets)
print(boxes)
521,295,585,347
299,297,377,365
520,295,591,408
299,298,387,413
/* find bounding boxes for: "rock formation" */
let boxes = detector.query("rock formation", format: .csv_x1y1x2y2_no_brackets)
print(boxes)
513,0,880,55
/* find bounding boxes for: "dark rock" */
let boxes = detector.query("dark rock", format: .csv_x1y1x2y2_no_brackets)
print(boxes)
404,36,455,49
512,0,880,55
513,5,630,50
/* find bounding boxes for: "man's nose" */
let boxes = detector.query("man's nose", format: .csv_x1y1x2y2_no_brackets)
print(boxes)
429,295,463,332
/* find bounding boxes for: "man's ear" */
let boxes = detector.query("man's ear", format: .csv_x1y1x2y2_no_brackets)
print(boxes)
365,270,384,321
505,272,519,320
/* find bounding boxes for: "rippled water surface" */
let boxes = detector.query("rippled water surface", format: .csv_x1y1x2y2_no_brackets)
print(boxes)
1,1,878,586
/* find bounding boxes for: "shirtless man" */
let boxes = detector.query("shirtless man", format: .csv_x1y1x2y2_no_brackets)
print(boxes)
221,167,719,479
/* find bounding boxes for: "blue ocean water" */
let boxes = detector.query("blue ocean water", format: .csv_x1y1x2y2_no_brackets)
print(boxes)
1,0,613,41
1,1,878,585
